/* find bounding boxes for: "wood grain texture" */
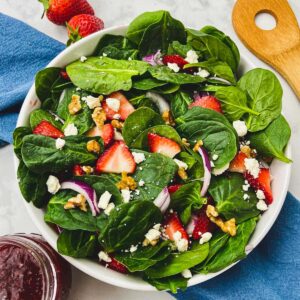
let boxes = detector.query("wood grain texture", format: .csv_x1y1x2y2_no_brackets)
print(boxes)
232,0,300,100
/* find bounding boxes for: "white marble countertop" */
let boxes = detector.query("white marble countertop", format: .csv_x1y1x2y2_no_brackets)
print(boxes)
1,0,300,299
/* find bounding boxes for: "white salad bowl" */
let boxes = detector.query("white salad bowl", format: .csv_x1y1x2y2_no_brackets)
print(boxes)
14,25,292,291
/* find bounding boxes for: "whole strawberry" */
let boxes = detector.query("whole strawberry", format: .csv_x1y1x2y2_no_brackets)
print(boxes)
38,0,94,25
67,14,104,45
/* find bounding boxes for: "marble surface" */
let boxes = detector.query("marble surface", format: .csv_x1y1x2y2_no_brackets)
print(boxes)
1,0,300,299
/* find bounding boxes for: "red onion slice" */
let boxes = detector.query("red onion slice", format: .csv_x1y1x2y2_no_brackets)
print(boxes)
142,50,163,66
154,187,170,213
186,214,197,235
60,180,99,216
198,147,212,197
146,92,170,114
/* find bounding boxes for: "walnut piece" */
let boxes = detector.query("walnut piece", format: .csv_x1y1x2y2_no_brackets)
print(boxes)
82,166,94,174
240,145,251,157
178,167,188,180
181,138,190,147
193,140,203,152
142,238,159,247
86,140,101,154
92,107,106,128
162,111,175,126
68,94,82,115
64,194,87,212
116,172,137,190
111,119,124,129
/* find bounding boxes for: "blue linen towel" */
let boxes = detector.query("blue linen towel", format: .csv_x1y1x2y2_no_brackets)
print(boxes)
0,12,299,300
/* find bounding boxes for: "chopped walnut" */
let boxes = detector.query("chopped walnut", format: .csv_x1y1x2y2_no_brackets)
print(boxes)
206,205,236,236
111,119,124,129
116,172,137,190
68,94,82,115
142,238,159,247
240,145,251,157
178,167,188,180
193,140,203,152
82,166,94,174
92,107,106,128
86,140,101,154
181,138,190,147
162,111,175,126
64,194,87,212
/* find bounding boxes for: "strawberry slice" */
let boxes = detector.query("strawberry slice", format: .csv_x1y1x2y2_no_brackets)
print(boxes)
73,164,84,176
164,212,189,241
229,151,248,173
33,120,64,139
96,141,136,174
101,255,128,274
86,126,102,137
101,124,114,147
102,92,135,121
244,168,273,204
60,70,70,81
168,184,183,194
162,55,188,69
148,133,181,158
192,210,215,240
189,95,222,113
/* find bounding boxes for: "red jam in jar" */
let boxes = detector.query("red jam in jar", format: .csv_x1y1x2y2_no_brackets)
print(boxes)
0,234,72,300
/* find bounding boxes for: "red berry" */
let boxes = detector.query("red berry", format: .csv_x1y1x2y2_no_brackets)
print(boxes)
189,94,222,113
33,120,64,139
73,164,84,176
148,133,181,158
192,210,215,240
168,184,183,194
100,255,128,274
229,151,248,173
164,212,189,242
162,55,188,69
101,124,114,147
60,70,70,81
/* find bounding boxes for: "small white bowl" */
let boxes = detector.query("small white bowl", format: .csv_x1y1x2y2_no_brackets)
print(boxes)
15,25,292,291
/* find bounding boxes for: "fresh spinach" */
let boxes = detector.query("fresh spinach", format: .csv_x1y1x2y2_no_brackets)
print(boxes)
98,200,162,252
132,78,167,90
66,57,149,95
168,40,199,58
169,91,193,119
13,127,32,159
145,275,188,293
248,115,291,163
29,109,63,130
238,68,282,132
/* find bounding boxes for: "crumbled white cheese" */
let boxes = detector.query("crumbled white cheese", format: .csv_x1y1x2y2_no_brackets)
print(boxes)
256,199,268,211
80,56,87,62
243,194,250,200
256,189,265,200
102,52,108,57
98,251,112,263
199,232,212,244
212,154,219,161
212,163,230,176
153,223,161,230
76,87,81,91
98,191,112,209
242,183,250,191
173,159,188,170
145,228,161,242
244,158,260,179
55,138,65,150
132,152,146,164
196,68,210,78
121,189,131,203
85,95,101,109
106,97,120,112
138,180,145,187
64,123,78,136
112,113,121,120
114,129,124,141
46,175,60,194
167,62,180,73
185,50,199,64
104,202,115,215
233,120,248,137
130,245,138,253
181,269,192,279
210,161,215,167
173,231,188,252
135,190,140,196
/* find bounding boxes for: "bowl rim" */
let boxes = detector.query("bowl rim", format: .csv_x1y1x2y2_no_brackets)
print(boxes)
14,24,292,291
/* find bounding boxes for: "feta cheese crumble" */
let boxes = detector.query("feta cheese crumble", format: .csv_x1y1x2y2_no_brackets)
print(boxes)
98,251,112,263
167,62,180,73
130,245,138,253
85,95,101,109
132,152,146,164
185,50,199,64
80,56,87,62
242,183,250,191
256,199,268,211
64,123,78,136
173,231,188,252
113,114,121,120
181,269,192,279
256,189,265,200
145,228,161,242
121,189,131,203
232,120,248,137
55,138,65,150
173,159,188,170
212,162,230,176
196,68,210,78
138,180,145,187
243,194,250,200
98,191,112,209
199,232,212,244
106,97,120,112
46,175,60,194
244,158,260,179
104,202,115,215
212,154,219,161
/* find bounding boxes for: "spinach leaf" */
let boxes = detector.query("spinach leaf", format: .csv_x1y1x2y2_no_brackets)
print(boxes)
248,115,291,163
176,107,238,168
13,127,32,159
131,150,178,201
98,200,162,252
153,83,180,94
149,65,205,85
171,182,206,224
145,275,188,293
169,91,193,119
132,78,167,90
145,242,209,278
126,10,186,56
168,40,199,58
123,107,164,147
44,190,98,231
238,68,282,132
66,57,149,95
21,135,100,174
57,230,98,258
17,161,49,208
200,218,257,273
209,173,260,223
29,109,63,130
114,240,171,272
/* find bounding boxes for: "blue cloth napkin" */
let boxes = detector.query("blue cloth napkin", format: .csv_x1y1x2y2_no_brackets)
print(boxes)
0,13,64,146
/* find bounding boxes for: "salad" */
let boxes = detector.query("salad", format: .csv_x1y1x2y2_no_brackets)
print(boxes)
13,11,291,293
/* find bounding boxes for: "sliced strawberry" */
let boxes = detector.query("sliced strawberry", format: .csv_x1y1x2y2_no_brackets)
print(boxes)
33,120,64,139
244,168,273,204
73,164,84,176
101,124,114,147
229,151,248,173
96,141,136,174
102,92,135,121
162,54,188,69
60,70,70,81
192,210,215,240
101,255,128,274
164,212,189,241
168,184,183,194
148,133,181,158
86,126,102,137
189,95,222,113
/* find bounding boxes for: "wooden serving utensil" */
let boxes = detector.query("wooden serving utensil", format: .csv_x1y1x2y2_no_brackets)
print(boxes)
232,0,300,100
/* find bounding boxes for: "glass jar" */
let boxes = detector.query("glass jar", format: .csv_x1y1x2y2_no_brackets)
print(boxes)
0,234,72,300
